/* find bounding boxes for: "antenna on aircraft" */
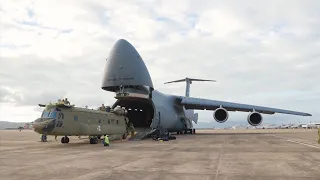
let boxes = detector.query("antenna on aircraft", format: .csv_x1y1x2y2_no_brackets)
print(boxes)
164,77,216,97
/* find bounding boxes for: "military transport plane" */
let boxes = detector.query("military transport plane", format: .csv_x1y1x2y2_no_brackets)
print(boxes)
100,39,311,139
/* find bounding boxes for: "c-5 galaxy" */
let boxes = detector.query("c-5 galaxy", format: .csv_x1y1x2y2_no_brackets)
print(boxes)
100,39,312,140
32,103,130,144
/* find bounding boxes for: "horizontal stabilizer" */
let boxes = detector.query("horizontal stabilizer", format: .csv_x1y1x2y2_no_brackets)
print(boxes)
164,78,216,84
164,77,216,97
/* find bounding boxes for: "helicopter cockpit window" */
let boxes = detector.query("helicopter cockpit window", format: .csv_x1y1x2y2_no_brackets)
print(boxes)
41,110,50,118
48,111,57,118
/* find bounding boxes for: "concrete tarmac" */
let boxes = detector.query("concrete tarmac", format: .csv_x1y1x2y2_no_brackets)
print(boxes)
1,129,320,180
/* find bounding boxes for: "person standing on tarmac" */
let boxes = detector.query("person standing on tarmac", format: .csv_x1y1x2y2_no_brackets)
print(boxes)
129,122,135,137
40,134,47,142
103,135,110,146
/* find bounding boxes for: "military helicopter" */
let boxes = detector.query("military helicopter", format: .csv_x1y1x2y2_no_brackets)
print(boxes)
32,102,131,144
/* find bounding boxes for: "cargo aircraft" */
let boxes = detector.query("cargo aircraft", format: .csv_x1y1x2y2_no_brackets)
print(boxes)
101,39,311,139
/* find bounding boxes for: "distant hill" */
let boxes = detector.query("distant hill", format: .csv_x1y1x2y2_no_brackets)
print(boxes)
0,121,27,130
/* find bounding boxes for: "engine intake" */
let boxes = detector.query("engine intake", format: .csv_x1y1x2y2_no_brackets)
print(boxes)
247,112,263,126
213,107,229,123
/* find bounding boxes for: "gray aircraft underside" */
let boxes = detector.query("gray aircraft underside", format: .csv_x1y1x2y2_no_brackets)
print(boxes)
101,39,312,133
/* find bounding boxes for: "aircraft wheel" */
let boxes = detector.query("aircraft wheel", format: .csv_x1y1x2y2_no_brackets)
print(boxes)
193,129,196,134
89,138,98,144
65,136,69,143
61,137,65,143
189,129,193,134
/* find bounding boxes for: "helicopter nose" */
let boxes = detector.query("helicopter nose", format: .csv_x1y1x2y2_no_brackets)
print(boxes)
32,118,46,132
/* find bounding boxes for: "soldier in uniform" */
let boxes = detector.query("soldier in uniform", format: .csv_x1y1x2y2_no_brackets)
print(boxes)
129,122,135,137
64,98,70,105
105,106,111,112
100,104,106,111
57,99,63,105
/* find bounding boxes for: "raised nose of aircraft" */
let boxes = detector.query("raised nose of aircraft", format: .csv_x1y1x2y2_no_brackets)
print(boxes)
101,39,154,92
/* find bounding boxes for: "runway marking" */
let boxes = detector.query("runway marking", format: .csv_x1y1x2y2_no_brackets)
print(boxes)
214,139,227,180
286,139,320,149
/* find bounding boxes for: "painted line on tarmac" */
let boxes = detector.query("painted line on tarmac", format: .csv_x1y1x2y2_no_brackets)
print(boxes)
286,139,320,149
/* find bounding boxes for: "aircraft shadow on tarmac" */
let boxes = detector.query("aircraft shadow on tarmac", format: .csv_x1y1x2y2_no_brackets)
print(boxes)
185,132,276,135
45,141,99,148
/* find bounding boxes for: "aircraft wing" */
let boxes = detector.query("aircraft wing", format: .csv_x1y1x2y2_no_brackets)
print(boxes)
178,97,312,116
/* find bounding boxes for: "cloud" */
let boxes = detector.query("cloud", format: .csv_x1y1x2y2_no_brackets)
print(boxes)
0,0,318,126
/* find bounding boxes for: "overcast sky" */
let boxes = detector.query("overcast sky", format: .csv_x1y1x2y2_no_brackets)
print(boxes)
0,0,319,126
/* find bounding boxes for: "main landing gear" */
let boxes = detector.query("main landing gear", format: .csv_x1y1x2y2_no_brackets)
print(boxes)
60,136,99,144
89,137,99,144
61,136,69,143
177,129,196,135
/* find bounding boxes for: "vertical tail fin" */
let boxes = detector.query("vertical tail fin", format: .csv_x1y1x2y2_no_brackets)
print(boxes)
164,77,216,97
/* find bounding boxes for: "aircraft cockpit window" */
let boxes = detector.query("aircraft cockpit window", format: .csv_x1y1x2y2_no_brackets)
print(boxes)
41,111,50,118
48,111,57,118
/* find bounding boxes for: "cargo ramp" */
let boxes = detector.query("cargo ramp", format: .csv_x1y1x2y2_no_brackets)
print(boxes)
129,128,157,141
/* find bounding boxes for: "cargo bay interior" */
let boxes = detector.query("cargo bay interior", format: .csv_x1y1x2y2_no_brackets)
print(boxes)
113,98,155,128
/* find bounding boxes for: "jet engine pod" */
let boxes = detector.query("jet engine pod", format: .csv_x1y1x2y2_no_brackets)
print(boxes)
213,107,229,123
101,39,154,92
247,112,263,126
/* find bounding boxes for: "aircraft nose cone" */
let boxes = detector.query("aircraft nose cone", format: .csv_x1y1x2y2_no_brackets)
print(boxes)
101,39,154,92
32,118,56,134
32,118,46,133
112,39,134,53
